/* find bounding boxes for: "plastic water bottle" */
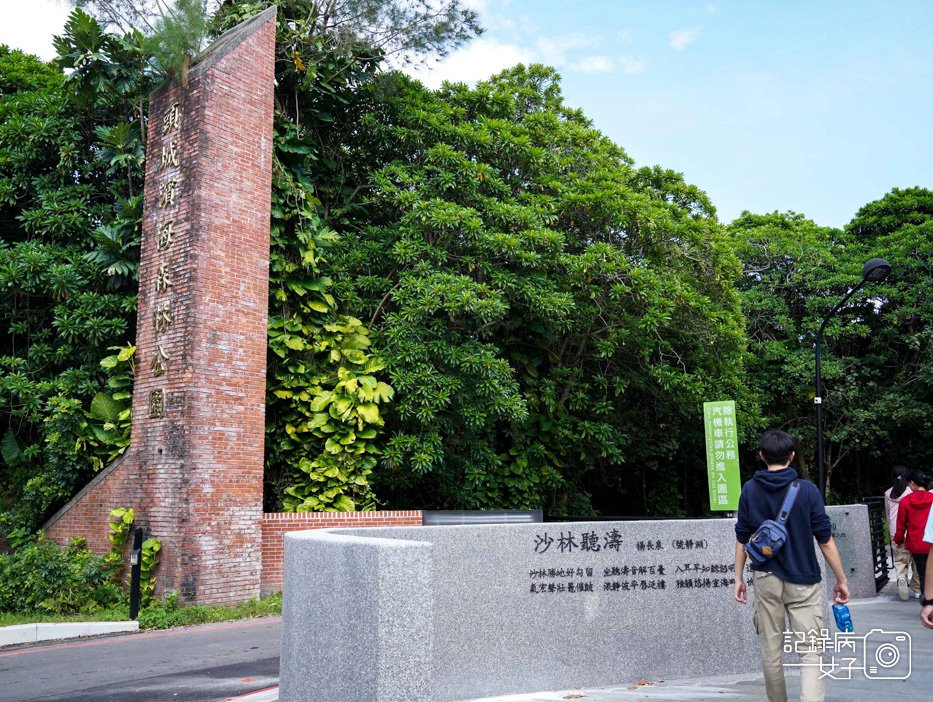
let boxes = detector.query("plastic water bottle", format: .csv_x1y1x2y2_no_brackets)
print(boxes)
832,603,853,632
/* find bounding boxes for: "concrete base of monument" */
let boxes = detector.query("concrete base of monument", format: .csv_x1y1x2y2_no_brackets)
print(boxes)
232,593,931,702
278,506,876,702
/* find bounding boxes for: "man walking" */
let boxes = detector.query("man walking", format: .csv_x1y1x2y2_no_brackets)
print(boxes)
733,429,850,702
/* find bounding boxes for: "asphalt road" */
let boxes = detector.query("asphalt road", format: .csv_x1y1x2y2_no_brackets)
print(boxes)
3,587,931,702
0,617,281,702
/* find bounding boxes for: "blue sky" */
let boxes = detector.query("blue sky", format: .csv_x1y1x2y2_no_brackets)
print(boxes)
413,0,933,228
2,1,931,228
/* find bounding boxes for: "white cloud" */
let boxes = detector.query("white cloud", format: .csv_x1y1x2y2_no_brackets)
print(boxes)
669,27,702,51
618,56,646,75
457,0,517,31
707,3,718,13
409,38,534,88
407,26,645,85
570,55,614,74
463,0,491,10
0,0,71,61
535,33,600,67
488,15,518,31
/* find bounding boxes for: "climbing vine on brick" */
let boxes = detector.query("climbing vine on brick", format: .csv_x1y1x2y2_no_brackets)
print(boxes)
106,506,134,578
266,166,393,513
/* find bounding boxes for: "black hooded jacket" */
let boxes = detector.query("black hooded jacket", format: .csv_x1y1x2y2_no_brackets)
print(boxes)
735,467,833,584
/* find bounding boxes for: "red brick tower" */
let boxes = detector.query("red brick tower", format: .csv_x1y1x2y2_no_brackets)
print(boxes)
44,7,277,604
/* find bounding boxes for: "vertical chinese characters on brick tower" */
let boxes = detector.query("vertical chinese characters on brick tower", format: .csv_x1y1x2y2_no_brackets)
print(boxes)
148,388,166,418
149,102,182,420
39,7,278,606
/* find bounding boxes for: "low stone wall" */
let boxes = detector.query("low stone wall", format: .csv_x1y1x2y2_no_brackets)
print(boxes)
260,511,423,595
279,506,874,702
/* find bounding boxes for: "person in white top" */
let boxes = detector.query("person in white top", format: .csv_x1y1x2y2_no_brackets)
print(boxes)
884,465,921,600
922,508,933,628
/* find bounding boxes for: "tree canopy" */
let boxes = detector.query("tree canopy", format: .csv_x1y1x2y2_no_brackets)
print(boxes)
728,192,932,499
0,18,152,531
289,65,750,514
1,0,930,533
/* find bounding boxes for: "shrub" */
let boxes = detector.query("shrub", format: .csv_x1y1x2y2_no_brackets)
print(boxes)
0,534,122,614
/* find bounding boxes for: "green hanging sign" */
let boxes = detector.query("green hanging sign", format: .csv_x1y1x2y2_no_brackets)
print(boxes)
703,400,741,511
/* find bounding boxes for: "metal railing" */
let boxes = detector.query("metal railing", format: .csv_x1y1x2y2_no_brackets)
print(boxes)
862,496,890,593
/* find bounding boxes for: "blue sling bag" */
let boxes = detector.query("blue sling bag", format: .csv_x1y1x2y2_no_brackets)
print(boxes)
744,480,801,565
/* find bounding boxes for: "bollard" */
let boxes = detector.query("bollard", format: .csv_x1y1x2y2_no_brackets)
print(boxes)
129,529,143,620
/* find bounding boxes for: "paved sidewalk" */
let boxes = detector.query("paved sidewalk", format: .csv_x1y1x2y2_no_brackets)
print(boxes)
8,585,931,701
463,588,932,701
231,586,931,702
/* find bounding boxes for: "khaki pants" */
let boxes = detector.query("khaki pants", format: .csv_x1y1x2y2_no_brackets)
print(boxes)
752,571,824,702
893,543,921,591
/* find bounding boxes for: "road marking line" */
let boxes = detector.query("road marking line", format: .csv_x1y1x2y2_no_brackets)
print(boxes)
219,684,279,702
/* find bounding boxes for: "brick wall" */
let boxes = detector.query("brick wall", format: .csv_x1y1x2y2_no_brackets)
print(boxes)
260,511,423,595
41,10,425,608
44,8,277,606
45,456,141,556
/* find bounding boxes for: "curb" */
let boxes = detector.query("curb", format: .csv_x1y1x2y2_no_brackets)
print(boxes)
0,621,139,647
221,686,279,702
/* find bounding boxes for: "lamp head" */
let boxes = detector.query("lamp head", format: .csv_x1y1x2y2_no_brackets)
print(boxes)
862,257,891,283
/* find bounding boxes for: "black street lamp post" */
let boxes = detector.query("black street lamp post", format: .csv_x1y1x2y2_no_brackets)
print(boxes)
815,257,891,497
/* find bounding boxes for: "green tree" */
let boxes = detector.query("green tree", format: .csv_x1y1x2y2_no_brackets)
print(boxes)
729,194,933,500
209,0,486,512
2,0,482,527
72,0,217,33
213,2,747,515
4,0,758,527
217,0,481,61
307,66,750,515
842,189,933,488
71,1,212,82
0,17,152,532
147,0,212,82
82,0,481,62
728,211,840,480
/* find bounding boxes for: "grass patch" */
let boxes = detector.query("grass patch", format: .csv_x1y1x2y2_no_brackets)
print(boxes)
0,607,130,628
1,594,281,631
137,593,282,629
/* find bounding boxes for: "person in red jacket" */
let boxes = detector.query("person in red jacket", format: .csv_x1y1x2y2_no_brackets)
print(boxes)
885,465,921,599
894,469,932,601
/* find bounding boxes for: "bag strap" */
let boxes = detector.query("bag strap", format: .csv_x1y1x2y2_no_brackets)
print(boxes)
777,480,801,524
